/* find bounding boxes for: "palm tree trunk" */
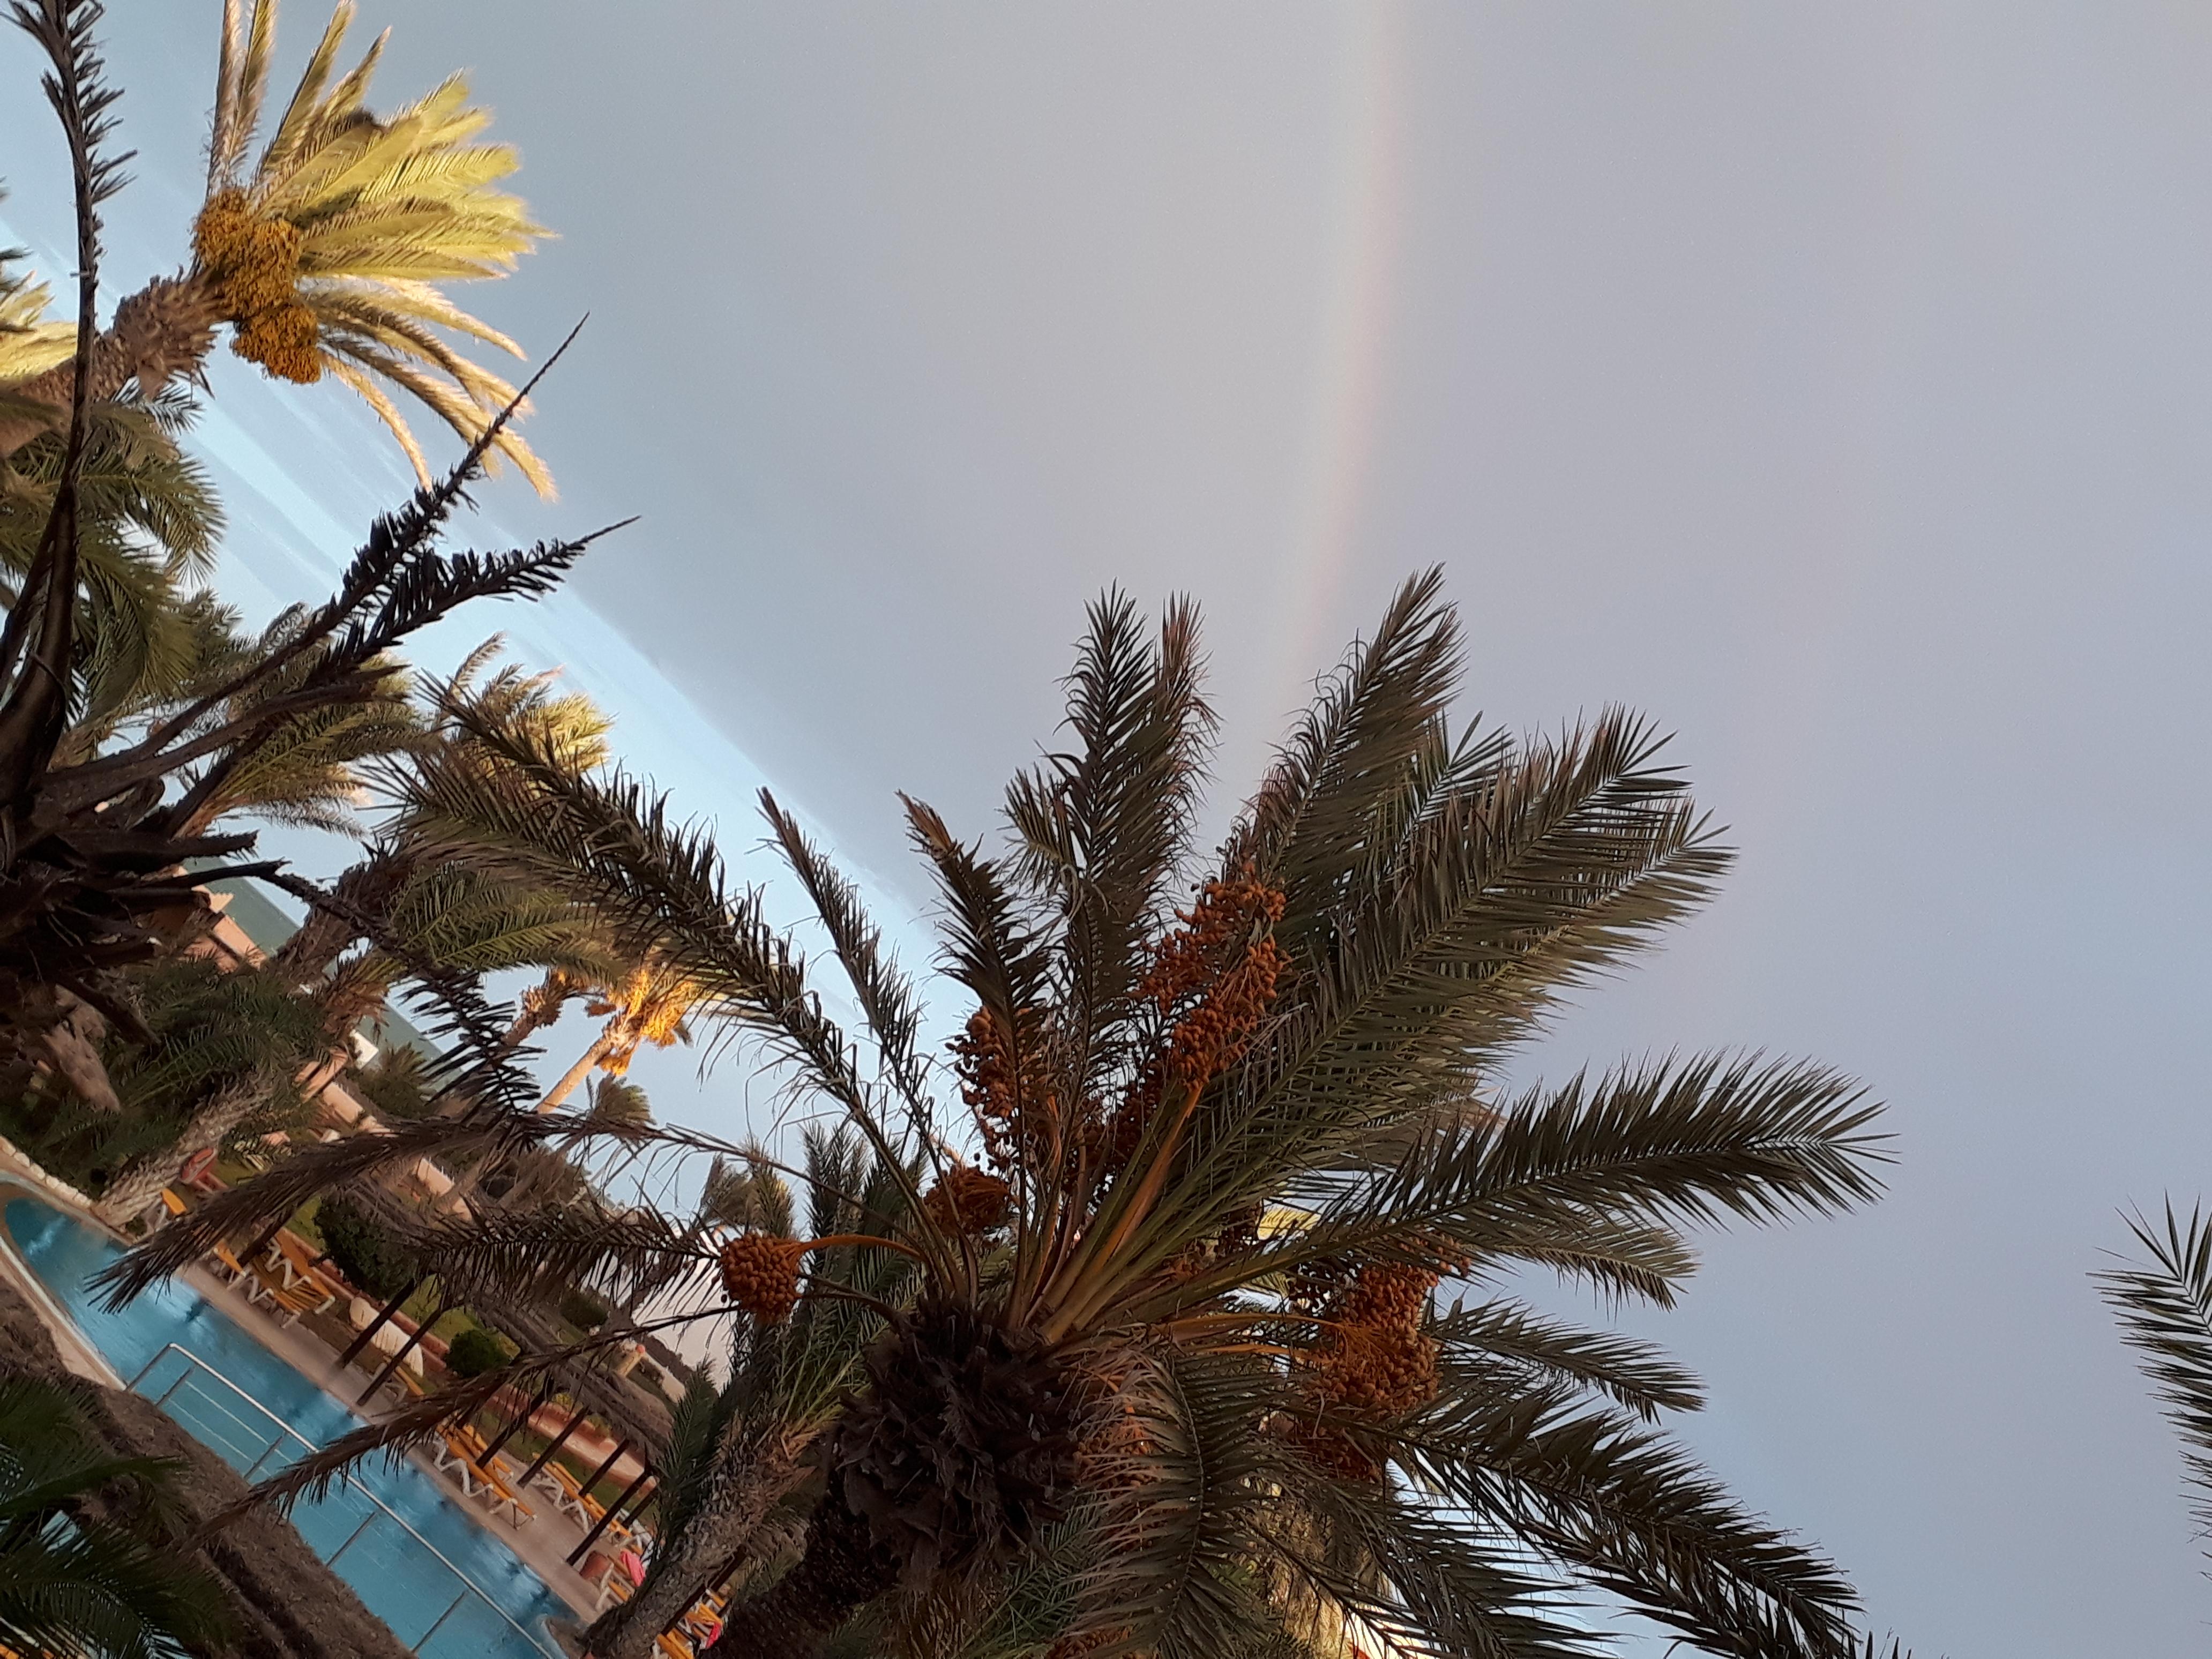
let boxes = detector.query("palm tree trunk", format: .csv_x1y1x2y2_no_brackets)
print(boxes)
93,1075,260,1229
586,1445,806,1659
0,273,220,461
540,1028,615,1115
438,1028,614,1215
704,1486,896,1659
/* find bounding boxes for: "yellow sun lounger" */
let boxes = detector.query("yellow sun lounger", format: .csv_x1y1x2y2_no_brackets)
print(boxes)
432,1425,535,1528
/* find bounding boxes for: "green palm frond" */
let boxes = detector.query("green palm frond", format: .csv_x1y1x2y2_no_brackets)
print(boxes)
1004,591,1215,1091
1208,710,1730,1207
1294,1055,1885,1267
380,862,619,981
1,396,226,725
764,790,933,1117
397,718,924,1195
1432,1299,1705,1422
2096,1199,2212,1549
1228,567,1467,946
1393,1384,1858,1658
0,1374,231,1659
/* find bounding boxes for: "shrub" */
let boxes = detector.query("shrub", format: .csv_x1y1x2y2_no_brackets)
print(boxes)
314,1194,420,1299
350,1046,433,1122
559,1287,609,1332
445,1326,510,1379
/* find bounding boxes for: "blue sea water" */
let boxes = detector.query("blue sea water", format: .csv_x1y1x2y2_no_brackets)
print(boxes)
4,1194,572,1658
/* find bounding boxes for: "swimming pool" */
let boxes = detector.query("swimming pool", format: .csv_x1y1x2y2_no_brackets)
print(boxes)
3,1193,573,1658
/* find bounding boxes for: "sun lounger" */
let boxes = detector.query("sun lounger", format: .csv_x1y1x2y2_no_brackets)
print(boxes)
208,1239,253,1289
535,1458,606,1528
432,1425,535,1528
213,1243,336,1326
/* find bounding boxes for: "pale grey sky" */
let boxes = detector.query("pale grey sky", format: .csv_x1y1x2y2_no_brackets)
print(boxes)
10,4,2212,1653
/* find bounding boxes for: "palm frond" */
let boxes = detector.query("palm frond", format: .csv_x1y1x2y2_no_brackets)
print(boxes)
1431,1298,1704,1422
1393,1386,1858,1659
1183,711,1732,1232
1299,1055,1886,1263
764,789,932,1118
1230,568,1463,940
1004,591,1215,1093
2095,1198,2212,1546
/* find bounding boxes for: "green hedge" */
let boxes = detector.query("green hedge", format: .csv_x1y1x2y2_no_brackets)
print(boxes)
313,1194,421,1300
558,1287,609,1332
446,1327,509,1379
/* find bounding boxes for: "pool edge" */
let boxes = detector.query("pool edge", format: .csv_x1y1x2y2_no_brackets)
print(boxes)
0,1154,128,1387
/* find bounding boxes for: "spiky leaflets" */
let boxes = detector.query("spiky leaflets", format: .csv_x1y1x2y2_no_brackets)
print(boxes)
2095,1200,2212,1557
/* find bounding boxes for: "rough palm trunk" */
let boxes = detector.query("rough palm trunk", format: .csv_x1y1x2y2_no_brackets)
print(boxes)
438,1028,615,1216
3,984,120,1117
93,1075,260,1229
704,1484,897,1659
586,1441,806,1659
0,273,219,460
539,1028,616,1115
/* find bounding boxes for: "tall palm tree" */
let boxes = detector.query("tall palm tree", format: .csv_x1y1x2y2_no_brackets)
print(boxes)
155,574,1892,1659
0,0,600,1044
4,240,237,735
0,1372,232,1658
533,958,703,1114
0,0,551,492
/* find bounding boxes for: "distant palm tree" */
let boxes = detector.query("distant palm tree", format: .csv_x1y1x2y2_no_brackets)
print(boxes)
195,573,1890,1659
4,239,233,731
0,0,551,492
0,1372,231,1658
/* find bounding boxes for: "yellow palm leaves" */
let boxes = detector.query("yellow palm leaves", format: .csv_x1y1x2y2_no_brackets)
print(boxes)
587,961,701,1077
199,0,552,491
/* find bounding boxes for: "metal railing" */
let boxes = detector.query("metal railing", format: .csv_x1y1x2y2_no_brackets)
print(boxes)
124,1343,566,1659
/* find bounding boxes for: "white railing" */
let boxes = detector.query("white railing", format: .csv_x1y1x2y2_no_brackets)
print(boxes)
125,1343,566,1659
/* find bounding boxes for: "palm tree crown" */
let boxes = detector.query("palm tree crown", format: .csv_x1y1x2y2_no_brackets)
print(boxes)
0,0,551,492
132,572,1890,1659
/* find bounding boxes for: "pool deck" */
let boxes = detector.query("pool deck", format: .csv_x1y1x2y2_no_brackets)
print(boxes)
0,1140,612,1626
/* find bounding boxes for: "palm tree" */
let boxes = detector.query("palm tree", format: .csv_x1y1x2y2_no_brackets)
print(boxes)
0,1372,231,1658
0,0,552,492
4,238,238,736
159,573,1892,1659
580,1132,917,1659
534,959,703,1114
83,958,325,1227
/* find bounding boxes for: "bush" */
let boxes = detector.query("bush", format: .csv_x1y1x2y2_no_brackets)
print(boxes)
559,1287,609,1332
445,1326,510,1379
350,1047,433,1123
314,1194,420,1299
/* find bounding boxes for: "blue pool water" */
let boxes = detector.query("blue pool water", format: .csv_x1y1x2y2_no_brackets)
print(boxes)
4,1194,573,1658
